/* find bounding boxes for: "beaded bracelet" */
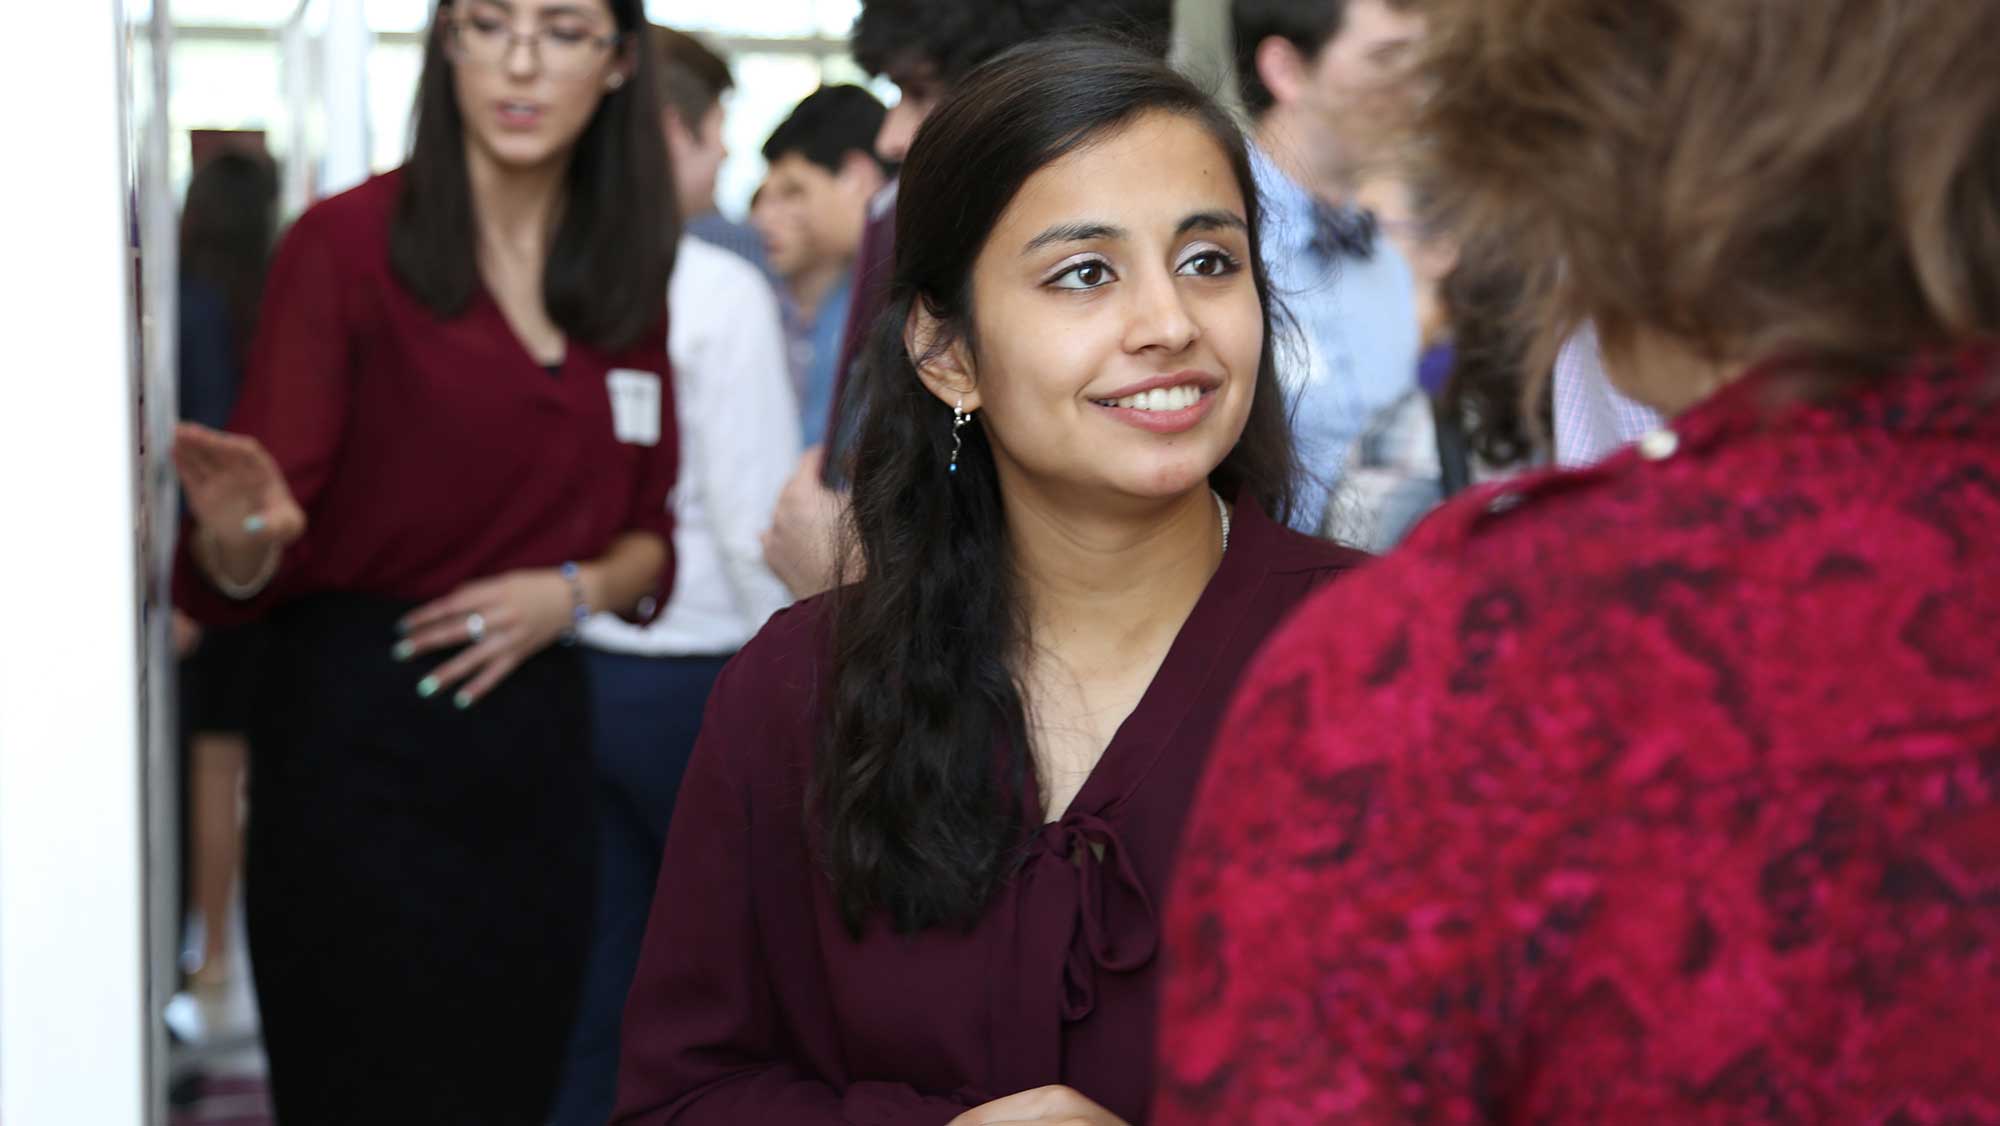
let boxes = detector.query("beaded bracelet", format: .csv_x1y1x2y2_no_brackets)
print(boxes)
559,561,590,644
198,525,281,601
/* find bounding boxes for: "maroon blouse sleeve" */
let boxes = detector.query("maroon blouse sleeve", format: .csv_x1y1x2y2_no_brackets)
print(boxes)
611,331,678,627
172,203,354,626
612,627,975,1126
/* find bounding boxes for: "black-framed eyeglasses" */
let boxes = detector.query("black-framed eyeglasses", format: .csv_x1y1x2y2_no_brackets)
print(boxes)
446,12,623,79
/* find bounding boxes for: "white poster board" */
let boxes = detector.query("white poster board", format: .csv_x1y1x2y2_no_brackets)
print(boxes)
0,0,169,1121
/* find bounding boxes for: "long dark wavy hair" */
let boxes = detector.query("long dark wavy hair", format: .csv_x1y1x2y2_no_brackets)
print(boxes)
820,37,1298,935
390,0,673,351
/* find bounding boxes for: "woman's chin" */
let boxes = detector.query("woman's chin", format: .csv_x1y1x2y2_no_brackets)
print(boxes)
468,130,573,174
1134,447,1238,497
1110,461,1231,505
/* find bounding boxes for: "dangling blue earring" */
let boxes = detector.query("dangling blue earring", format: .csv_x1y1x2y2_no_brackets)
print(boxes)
949,397,973,474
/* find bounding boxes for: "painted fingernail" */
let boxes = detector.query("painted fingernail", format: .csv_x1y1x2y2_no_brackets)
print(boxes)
416,676,440,699
242,514,267,535
453,692,473,711
394,619,412,636
392,640,416,662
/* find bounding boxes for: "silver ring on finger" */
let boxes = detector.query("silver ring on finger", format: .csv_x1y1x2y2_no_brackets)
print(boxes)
465,612,487,643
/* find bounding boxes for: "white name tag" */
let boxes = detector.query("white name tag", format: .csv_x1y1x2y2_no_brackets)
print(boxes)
606,369,662,447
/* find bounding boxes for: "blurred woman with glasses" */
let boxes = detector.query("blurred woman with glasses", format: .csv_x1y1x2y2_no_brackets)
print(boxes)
170,1,676,1120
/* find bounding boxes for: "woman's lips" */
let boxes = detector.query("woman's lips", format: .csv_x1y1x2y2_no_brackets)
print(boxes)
1091,386,1219,435
496,101,546,130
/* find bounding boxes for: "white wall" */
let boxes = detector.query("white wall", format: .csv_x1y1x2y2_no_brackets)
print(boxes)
0,0,154,1121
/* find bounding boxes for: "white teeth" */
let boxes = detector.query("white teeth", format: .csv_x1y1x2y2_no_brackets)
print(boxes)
1105,384,1204,411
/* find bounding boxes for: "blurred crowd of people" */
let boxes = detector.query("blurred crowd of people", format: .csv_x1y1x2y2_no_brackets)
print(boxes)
165,0,2000,1122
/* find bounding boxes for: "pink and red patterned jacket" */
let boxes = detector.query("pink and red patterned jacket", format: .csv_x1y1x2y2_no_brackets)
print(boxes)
1158,344,2000,1124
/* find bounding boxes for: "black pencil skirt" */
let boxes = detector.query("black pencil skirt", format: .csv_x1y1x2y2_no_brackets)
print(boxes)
244,594,594,1124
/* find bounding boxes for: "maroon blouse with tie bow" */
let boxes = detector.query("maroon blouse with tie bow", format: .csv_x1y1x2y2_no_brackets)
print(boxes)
612,500,1363,1125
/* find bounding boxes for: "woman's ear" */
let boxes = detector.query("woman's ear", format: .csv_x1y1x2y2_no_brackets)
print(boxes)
905,301,981,413
607,36,638,92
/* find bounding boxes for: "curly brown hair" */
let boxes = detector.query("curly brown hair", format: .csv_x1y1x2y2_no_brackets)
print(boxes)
1415,0,2000,393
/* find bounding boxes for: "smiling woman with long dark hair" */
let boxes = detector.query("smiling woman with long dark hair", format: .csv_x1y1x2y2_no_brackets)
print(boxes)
613,38,1364,1126
168,0,676,1120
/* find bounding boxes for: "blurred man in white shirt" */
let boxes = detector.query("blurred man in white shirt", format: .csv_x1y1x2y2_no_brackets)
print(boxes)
649,25,770,276
551,26,800,1126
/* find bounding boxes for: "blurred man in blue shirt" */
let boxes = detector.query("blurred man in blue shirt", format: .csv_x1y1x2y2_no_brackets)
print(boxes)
1233,0,1426,533
751,86,889,447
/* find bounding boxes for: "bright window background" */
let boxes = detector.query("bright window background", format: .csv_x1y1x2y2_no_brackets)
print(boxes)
166,0,884,218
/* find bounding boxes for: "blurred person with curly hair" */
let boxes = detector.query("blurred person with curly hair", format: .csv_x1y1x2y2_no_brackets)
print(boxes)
1159,0,2000,1120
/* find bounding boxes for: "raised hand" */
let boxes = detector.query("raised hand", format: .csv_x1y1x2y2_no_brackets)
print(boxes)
761,445,851,599
172,422,306,553
173,422,306,593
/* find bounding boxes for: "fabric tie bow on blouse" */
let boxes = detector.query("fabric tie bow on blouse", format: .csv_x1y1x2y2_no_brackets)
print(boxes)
993,810,1160,1090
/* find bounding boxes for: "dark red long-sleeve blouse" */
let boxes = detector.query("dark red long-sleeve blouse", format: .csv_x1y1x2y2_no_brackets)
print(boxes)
1158,345,2000,1124
614,501,1364,1125
172,170,677,624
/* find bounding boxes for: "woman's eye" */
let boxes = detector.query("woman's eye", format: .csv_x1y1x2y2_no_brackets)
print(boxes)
1051,261,1113,290
546,25,589,44
1179,250,1239,278
469,12,506,33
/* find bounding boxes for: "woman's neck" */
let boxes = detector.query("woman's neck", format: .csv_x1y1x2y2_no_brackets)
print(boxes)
1004,480,1225,663
1603,326,1747,416
464,140,568,266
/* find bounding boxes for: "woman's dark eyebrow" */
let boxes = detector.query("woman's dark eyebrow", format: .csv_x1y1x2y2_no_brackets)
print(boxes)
1177,210,1248,236
1022,210,1247,255
1023,222,1124,254
475,0,599,18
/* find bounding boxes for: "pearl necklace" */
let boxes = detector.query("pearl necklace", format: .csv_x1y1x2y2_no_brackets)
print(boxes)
1212,488,1231,554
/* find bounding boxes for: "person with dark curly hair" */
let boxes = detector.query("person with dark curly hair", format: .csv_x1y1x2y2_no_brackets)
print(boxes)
760,0,1173,601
